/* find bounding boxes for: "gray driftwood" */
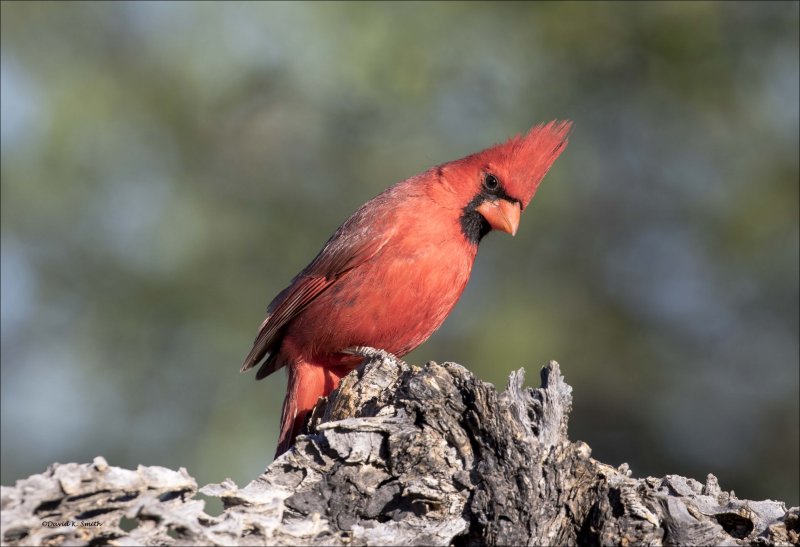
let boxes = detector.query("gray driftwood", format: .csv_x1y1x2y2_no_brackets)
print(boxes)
1,354,797,546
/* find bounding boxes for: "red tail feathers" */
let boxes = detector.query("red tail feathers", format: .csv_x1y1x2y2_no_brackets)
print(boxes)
274,360,353,458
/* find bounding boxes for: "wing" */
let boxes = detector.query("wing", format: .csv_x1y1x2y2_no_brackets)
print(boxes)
241,276,331,379
241,201,397,379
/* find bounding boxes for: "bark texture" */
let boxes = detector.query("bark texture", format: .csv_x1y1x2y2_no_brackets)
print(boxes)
2,354,797,546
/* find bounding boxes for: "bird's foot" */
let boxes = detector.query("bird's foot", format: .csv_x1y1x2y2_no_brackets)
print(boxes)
342,346,399,363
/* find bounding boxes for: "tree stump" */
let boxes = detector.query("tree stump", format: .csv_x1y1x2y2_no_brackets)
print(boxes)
2,354,797,546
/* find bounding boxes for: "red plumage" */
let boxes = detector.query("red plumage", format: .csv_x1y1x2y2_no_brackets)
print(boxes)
242,121,572,457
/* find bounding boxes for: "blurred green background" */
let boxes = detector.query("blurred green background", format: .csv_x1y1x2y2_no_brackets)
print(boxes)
1,1,798,507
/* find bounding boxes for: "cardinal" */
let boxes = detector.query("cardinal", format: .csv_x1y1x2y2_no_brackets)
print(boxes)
242,120,572,457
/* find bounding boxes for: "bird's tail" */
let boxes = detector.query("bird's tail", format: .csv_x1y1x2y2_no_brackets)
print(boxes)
274,359,352,458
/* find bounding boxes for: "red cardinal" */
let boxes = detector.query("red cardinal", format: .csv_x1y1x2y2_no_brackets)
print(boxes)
242,121,572,457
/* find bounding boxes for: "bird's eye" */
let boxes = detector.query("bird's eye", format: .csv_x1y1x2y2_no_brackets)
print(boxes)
483,173,499,192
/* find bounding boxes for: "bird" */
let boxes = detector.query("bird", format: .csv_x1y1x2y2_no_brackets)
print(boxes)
241,120,572,457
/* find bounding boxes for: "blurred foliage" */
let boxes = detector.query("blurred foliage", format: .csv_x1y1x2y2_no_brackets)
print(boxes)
1,1,797,506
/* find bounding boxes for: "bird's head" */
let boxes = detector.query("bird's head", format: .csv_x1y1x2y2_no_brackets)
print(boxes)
435,120,572,244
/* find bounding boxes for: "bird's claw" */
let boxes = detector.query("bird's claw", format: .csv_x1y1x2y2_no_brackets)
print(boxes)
342,346,398,363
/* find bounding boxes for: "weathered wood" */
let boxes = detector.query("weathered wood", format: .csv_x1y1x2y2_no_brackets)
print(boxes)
1,354,797,546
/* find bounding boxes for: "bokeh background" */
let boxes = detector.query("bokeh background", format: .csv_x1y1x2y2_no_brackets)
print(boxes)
2,1,798,508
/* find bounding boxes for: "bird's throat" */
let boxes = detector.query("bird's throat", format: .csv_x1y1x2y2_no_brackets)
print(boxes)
459,208,492,245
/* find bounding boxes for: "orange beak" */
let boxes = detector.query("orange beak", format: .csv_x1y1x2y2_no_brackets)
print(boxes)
475,199,521,236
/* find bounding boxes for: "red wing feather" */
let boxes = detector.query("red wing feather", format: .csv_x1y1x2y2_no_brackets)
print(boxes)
240,275,331,375
241,206,396,378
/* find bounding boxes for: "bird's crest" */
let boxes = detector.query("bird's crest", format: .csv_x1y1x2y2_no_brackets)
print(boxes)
474,120,573,208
